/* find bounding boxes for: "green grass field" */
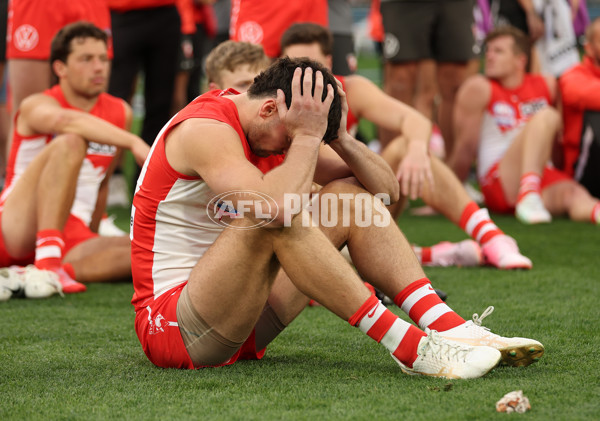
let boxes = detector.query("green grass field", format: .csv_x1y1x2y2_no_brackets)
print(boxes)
1,209,598,420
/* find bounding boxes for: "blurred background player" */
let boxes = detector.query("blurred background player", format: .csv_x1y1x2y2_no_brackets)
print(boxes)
230,0,328,58
0,22,149,298
379,0,478,158
558,16,600,199
280,22,532,270
449,26,600,226
5,0,112,173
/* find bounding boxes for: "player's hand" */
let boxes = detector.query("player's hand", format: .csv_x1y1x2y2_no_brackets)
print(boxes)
335,79,350,142
131,139,151,167
525,10,544,41
276,67,334,141
396,139,434,200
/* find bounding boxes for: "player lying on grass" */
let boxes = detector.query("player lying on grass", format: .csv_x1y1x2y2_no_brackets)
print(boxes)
0,22,149,300
130,56,544,378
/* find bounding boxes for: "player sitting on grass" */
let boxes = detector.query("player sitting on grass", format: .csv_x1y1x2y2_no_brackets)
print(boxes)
0,22,149,300
130,56,544,378
448,26,600,225
207,39,496,270
280,23,532,270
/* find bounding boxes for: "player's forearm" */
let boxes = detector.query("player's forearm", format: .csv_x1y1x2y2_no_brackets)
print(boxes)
329,134,399,201
263,135,322,203
55,110,143,151
401,110,433,149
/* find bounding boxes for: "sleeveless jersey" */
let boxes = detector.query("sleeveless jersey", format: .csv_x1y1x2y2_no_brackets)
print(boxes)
130,89,284,311
336,75,359,136
1,85,127,226
478,74,551,179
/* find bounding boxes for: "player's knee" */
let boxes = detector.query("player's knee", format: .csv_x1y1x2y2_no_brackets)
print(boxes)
380,137,407,167
317,179,393,226
51,133,87,162
537,107,562,130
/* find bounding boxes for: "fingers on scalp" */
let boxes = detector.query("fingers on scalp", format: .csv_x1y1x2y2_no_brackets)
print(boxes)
291,67,302,97
302,67,313,96
313,70,324,100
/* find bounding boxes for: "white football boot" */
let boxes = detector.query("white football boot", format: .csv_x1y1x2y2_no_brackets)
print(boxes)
438,306,544,367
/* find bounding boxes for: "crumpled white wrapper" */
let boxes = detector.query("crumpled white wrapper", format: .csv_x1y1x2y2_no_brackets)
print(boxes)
496,390,531,413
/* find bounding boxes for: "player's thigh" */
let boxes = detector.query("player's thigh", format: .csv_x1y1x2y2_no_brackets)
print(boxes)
381,1,435,62
1,140,65,256
7,60,50,112
63,234,130,263
434,0,477,62
498,130,530,201
186,219,281,343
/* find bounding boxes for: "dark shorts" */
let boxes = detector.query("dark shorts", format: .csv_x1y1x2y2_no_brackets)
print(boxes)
381,0,476,62
331,34,356,76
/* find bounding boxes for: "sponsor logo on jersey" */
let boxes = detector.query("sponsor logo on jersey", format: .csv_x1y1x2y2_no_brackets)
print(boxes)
492,101,516,129
14,24,39,52
239,21,263,45
88,142,117,156
519,98,548,119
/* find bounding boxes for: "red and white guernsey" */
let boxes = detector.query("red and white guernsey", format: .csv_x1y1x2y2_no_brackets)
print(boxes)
230,0,328,58
478,74,552,180
336,75,359,136
130,90,284,312
0,85,126,226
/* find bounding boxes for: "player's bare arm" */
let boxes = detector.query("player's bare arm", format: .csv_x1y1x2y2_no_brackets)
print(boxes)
167,67,335,223
17,94,149,165
345,74,433,200
449,75,491,182
313,81,399,201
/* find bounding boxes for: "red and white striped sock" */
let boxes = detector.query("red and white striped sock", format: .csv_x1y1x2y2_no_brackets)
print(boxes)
591,202,600,225
393,278,465,332
412,245,432,265
34,229,64,270
348,294,425,367
517,172,542,203
459,201,504,246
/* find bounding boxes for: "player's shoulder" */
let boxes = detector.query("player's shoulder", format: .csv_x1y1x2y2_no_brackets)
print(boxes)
464,73,491,91
19,92,60,114
99,92,129,109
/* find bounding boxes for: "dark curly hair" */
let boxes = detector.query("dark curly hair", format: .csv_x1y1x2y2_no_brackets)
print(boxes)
247,57,341,144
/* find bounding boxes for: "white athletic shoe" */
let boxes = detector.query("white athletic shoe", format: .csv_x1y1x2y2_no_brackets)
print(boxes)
438,306,544,367
515,193,552,224
0,267,25,301
482,235,532,270
391,329,501,379
22,265,64,299
99,214,128,236
425,240,483,267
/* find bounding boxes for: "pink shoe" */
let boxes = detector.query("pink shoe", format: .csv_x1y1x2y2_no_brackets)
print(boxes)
35,265,87,294
481,235,532,270
425,240,483,267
